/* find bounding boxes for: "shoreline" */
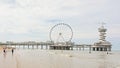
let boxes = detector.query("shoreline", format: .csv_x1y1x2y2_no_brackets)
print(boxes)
0,46,15,52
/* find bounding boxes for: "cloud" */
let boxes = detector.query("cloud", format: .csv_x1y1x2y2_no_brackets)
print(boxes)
0,0,119,45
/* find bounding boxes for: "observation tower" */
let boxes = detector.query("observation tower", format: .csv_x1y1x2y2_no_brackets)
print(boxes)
92,23,112,51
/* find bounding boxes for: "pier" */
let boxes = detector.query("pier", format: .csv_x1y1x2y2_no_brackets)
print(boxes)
0,41,93,52
0,42,53,49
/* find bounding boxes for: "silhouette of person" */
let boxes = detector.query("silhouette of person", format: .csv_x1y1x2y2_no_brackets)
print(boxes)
12,48,14,54
3,49,6,54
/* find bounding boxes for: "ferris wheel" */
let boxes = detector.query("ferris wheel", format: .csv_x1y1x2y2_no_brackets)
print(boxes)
49,23,73,44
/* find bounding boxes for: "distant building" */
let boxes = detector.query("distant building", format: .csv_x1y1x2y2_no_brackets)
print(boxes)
92,23,112,51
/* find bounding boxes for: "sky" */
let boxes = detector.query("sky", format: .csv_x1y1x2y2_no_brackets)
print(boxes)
0,0,120,50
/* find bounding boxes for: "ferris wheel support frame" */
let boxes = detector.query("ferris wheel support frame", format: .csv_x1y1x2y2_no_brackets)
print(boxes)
49,23,73,44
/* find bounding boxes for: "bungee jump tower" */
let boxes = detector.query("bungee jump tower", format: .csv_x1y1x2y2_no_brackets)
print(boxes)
92,23,112,51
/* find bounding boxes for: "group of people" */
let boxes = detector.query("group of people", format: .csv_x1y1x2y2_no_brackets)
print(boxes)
3,48,14,54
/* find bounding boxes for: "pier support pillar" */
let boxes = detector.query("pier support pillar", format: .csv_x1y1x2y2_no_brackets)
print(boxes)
41,45,43,49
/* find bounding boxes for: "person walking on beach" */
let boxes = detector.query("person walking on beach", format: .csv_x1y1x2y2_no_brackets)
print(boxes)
3,48,6,54
12,48,14,54
3,48,6,58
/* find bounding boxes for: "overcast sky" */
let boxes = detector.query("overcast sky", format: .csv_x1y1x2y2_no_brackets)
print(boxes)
0,0,120,50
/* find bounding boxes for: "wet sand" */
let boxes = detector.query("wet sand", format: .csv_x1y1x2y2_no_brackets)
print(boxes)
0,51,16,68
0,49,120,68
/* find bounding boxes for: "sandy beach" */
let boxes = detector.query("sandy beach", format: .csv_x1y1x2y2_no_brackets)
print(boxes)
0,49,120,68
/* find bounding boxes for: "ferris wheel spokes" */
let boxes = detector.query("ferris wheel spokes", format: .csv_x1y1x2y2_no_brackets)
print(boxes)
50,23,73,46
